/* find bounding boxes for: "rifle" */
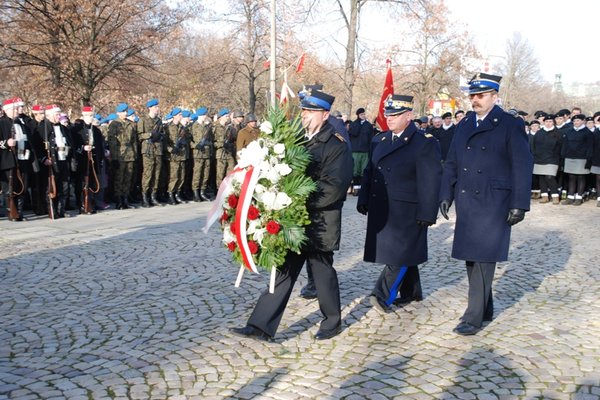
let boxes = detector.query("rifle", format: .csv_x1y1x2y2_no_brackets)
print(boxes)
7,119,25,221
44,121,57,220
82,126,100,214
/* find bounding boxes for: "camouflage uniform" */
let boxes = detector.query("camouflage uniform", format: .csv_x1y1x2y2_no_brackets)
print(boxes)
191,118,214,201
166,122,191,204
107,118,137,208
214,122,236,185
137,113,164,206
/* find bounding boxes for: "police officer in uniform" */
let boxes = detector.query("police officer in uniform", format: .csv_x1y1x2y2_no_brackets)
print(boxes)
230,89,353,341
439,73,533,335
357,94,442,312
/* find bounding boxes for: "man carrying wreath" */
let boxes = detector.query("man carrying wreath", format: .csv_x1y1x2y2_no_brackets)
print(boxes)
230,89,353,341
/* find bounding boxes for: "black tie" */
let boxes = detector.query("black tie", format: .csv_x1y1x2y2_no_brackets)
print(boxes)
476,119,482,127
392,134,399,142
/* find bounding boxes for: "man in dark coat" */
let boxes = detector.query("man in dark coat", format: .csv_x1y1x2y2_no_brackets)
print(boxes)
439,73,533,335
431,112,455,162
230,89,353,341
349,107,374,191
357,94,442,313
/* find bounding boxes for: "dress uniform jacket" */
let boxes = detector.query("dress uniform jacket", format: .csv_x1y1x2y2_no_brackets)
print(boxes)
304,121,354,252
561,127,593,161
0,116,18,171
358,123,442,266
439,106,533,262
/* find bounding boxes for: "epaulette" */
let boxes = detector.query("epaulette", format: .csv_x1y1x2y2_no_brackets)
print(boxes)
334,132,346,142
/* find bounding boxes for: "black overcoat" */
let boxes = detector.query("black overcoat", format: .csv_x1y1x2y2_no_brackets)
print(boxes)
358,123,442,266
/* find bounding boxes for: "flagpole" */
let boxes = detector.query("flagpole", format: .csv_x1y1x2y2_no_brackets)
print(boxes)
269,0,277,108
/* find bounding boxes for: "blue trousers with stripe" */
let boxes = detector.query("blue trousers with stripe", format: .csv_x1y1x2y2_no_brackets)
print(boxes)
372,264,418,306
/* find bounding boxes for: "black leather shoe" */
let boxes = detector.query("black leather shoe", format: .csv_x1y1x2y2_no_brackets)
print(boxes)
369,295,390,313
314,325,342,340
453,321,482,336
300,284,317,299
393,295,423,306
229,325,273,342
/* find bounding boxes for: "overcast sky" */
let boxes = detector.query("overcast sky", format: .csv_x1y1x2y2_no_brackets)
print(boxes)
356,0,600,85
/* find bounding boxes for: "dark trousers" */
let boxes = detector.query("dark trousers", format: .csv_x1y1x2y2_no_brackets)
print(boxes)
372,264,418,306
399,266,422,300
462,261,495,327
247,250,341,337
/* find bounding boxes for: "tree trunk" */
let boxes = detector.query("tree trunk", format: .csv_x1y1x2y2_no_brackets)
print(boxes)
343,0,359,116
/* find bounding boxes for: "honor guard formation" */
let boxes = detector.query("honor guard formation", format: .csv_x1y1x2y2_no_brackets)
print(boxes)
0,98,261,220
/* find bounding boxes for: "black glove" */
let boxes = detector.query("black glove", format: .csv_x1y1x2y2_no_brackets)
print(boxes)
506,209,525,226
357,204,368,215
439,199,452,220
585,159,592,169
416,220,433,227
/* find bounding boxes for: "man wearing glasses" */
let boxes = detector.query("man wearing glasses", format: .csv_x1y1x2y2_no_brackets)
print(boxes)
439,73,533,335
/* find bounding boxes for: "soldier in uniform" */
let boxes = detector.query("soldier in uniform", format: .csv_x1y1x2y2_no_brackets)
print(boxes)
0,99,19,219
356,94,442,313
230,89,353,342
191,107,214,201
165,108,190,205
236,113,260,152
214,108,235,186
137,98,165,207
71,106,105,214
28,104,47,215
107,103,137,209
36,104,74,218
439,73,533,335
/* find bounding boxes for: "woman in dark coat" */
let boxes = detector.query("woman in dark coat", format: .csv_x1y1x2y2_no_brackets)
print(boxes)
531,114,562,204
561,114,594,206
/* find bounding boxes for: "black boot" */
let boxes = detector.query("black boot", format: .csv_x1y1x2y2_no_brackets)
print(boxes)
175,191,184,204
200,190,212,202
168,192,177,205
122,195,130,209
57,200,66,218
194,190,201,202
151,191,160,206
16,197,24,221
115,197,123,210
142,193,150,208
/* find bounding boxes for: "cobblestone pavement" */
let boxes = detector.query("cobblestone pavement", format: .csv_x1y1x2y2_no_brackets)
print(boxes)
1,196,599,400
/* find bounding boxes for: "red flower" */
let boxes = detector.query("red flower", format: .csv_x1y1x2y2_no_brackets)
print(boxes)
228,194,238,208
266,220,280,234
248,240,259,254
220,211,229,223
230,223,237,235
247,205,260,220
227,241,236,252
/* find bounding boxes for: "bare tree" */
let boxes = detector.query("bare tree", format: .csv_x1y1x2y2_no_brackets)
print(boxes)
0,0,198,106
498,32,543,109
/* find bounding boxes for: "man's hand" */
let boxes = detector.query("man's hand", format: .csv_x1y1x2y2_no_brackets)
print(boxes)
439,199,452,220
357,204,368,215
506,209,525,226
7,138,16,147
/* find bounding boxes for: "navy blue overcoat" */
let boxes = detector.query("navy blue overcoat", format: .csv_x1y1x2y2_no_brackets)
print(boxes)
358,123,442,266
439,105,533,262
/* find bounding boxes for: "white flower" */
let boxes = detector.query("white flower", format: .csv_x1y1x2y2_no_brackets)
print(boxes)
261,191,292,210
273,143,285,156
254,183,266,194
253,228,267,245
274,163,292,176
237,139,268,168
260,121,273,134
247,219,260,235
258,160,280,183
223,224,236,243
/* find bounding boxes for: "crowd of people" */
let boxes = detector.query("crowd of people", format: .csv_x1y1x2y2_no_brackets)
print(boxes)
0,98,262,221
